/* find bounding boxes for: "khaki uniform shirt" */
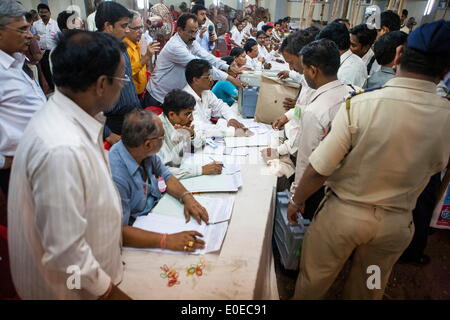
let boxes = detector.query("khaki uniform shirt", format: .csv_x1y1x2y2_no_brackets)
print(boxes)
309,77,450,212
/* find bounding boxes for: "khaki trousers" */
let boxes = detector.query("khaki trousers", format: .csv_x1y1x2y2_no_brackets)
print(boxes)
293,193,414,300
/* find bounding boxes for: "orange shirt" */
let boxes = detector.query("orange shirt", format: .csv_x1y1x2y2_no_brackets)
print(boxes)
123,37,147,95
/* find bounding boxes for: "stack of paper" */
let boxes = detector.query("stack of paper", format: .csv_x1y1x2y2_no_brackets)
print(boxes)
224,133,270,148
180,171,242,192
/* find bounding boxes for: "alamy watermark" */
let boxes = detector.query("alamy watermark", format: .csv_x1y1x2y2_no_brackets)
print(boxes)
366,265,381,290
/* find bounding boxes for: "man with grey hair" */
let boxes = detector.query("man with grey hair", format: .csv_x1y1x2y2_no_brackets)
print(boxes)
109,109,209,252
0,0,46,199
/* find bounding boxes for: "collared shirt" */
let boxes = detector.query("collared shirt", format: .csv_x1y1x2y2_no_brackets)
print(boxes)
124,37,147,95
157,113,205,180
0,50,46,168
366,66,395,88
147,33,230,104
292,80,352,193
196,28,215,52
87,11,97,31
8,90,123,299
281,75,316,156
109,141,173,226
338,49,368,88
309,77,450,212
231,28,244,46
31,18,60,50
258,44,271,62
104,48,141,135
245,55,262,71
184,84,237,137
257,21,265,31
361,48,375,67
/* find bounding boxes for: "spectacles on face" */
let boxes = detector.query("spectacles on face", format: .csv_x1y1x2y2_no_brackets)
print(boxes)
129,25,144,31
109,74,131,85
2,25,32,34
200,74,212,81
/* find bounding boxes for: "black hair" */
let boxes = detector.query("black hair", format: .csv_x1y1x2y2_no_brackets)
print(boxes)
24,11,33,23
380,10,401,31
349,23,377,47
316,22,350,51
37,3,50,12
262,25,273,33
332,18,349,24
256,30,267,38
161,89,196,116
374,30,408,65
402,9,408,17
185,59,211,84
177,13,198,29
400,46,450,78
230,46,245,57
51,30,123,92
304,26,321,38
244,39,258,53
274,20,281,26
282,30,317,55
95,1,132,32
57,10,74,31
190,5,207,15
221,56,235,65
122,109,160,148
279,37,288,53
299,39,340,76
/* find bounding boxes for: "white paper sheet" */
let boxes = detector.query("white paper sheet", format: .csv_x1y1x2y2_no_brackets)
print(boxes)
224,133,270,148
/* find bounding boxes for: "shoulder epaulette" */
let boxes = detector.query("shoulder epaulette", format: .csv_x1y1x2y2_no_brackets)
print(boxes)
345,86,382,126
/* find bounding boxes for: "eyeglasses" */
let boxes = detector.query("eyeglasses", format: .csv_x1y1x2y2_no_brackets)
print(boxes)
129,25,144,31
2,25,32,34
109,74,131,84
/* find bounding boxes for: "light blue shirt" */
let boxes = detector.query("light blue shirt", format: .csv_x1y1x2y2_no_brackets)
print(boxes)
366,66,395,88
196,29,215,52
109,141,173,226
146,33,230,103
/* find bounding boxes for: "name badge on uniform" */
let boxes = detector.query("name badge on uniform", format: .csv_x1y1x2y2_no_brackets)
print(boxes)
157,177,167,193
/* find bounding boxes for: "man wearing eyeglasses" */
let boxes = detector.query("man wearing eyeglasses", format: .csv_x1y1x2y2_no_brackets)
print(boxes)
0,0,46,201
123,10,159,102
96,2,141,146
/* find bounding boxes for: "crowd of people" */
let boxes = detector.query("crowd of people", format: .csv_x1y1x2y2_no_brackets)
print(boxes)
0,0,449,301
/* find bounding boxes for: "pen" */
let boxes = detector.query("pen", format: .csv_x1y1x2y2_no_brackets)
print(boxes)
209,156,225,168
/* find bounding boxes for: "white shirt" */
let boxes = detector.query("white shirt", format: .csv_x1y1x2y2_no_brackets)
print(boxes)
258,44,271,62
245,55,262,71
147,33,229,103
86,11,97,32
242,22,252,35
183,84,237,137
361,48,375,67
31,18,61,50
0,50,46,168
257,21,265,31
291,80,352,193
139,31,153,56
338,50,367,89
8,90,124,299
231,28,244,47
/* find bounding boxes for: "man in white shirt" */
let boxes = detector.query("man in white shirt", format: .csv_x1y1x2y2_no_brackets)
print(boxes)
0,0,46,197
183,59,251,138
317,22,367,89
230,20,245,48
8,30,131,300
256,31,272,65
291,39,353,219
86,0,103,32
244,39,262,71
145,14,244,106
31,3,60,91
257,16,268,31
349,24,377,73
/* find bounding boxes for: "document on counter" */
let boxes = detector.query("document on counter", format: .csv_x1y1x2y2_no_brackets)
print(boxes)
180,171,242,192
224,133,270,148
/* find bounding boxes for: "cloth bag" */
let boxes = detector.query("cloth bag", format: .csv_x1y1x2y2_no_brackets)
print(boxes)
254,75,300,124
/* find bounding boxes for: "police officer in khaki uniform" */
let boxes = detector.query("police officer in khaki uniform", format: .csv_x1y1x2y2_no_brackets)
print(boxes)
287,20,450,300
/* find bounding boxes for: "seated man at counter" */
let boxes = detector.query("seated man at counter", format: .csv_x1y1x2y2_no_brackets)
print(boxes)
109,109,207,252
158,89,222,179
183,59,252,138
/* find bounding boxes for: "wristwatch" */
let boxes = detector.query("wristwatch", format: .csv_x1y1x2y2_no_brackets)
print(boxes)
289,195,304,209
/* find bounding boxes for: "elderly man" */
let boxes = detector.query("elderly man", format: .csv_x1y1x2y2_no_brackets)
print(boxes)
184,59,250,138
8,30,132,300
124,10,159,99
31,3,60,92
157,89,222,179
109,109,208,252
144,13,245,107
96,1,140,145
288,20,450,300
317,22,367,89
0,0,46,198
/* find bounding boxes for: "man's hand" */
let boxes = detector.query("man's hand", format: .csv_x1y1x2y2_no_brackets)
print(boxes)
234,128,254,137
105,133,121,145
263,63,272,70
199,26,207,38
261,148,279,162
258,57,265,63
227,119,245,129
272,114,289,130
146,41,160,56
202,162,223,175
174,124,195,137
275,59,285,64
287,202,305,225
277,71,290,80
2,156,13,170
229,77,246,89
166,231,205,252
183,195,209,224
228,64,242,77
283,97,296,110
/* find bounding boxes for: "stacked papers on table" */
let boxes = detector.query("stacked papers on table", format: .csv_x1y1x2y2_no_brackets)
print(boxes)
224,133,270,148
